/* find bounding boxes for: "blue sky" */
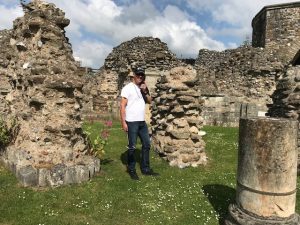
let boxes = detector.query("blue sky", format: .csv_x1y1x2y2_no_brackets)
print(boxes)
0,0,297,68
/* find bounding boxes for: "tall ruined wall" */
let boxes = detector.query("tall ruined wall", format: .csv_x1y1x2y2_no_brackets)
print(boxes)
193,2,300,127
0,30,14,114
252,2,300,63
85,37,182,118
195,46,284,126
267,53,300,169
0,1,99,187
151,66,207,168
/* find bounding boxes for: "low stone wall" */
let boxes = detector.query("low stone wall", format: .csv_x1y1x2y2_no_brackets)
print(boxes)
1,152,100,187
202,95,267,127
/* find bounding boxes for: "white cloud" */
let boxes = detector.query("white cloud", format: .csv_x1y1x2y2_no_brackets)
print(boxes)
187,0,299,44
149,9,225,57
116,0,159,23
46,0,226,66
50,0,122,38
1,0,298,68
0,4,23,30
73,40,112,68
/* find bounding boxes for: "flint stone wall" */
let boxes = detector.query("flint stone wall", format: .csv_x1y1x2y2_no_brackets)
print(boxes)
0,30,14,114
195,46,284,127
83,37,182,119
0,1,99,187
151,66,207,168
252,2,300,64
267,52,300,169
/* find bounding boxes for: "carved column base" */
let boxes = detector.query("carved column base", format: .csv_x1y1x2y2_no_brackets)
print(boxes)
225,204,300,225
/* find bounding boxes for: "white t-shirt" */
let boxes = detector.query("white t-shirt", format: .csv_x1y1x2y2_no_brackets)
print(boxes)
121,82,146,122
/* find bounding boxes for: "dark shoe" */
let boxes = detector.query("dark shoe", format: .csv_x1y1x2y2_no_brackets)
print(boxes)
141,169,159,176
128,170,139,180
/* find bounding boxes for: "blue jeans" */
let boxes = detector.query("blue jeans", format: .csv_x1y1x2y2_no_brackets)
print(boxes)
126,121,151,172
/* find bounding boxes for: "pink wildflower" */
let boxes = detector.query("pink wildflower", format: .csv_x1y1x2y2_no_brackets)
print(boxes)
105,120,113,127
101,130,110,139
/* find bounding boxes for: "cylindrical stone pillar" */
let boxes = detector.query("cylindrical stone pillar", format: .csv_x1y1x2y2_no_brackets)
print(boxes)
226,117,300,225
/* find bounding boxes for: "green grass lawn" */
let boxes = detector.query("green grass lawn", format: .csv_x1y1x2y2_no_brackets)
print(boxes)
0,122,299,225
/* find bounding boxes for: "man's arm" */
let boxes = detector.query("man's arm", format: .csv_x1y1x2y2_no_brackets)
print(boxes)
142,92,152,104
120,97,128,132
140,83,152,104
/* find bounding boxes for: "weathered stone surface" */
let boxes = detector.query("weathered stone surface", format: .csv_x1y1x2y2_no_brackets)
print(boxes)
252,2,300,64
195,47,283,127
268,63,300,169
17,165,38,187
226,117,299,224
151,66,207,168
0,0,99,187
226,204,300,225
194,3,300,127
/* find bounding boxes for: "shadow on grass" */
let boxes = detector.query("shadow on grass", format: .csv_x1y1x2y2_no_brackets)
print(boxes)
101,158,114,165
120,148,141,168
202,184,236,225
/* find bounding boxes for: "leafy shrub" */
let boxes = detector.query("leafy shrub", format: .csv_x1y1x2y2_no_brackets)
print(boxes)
84,120,113,159
0,116,19,149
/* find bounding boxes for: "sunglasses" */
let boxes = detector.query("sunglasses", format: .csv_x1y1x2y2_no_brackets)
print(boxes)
135,74,145,78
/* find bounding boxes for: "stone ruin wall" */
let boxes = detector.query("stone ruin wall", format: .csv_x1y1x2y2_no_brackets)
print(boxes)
0,0,299,181
193,2,300,127
151,66,207,168
252,2,300,64
194,46,284,126
0,1,99,187
0,29,14,115
267,54,300,169
84,36,182,120
83,2,300,127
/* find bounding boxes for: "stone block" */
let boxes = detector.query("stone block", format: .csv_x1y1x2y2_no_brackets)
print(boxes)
17,165,38,187
48,164,66,186
75,165,90,183
64,166,77,184
38,168,50,187
170,131,190,139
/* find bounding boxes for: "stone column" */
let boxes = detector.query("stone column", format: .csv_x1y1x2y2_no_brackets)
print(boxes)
151,66,207,168
226,117,300,225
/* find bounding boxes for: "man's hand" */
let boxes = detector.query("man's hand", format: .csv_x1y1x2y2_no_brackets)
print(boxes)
122,121,128,132
120,97,128,132
140,83,148,94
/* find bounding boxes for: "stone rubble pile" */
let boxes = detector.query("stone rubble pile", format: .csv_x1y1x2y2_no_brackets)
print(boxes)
267,62,300,169
268,65,300,119
151,66,207,168
0,0,99,187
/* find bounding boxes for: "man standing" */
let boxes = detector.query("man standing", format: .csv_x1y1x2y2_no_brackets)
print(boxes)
120,67,159,180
